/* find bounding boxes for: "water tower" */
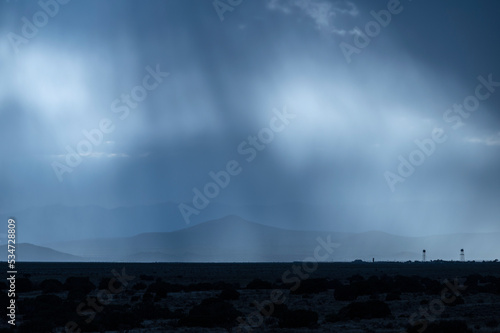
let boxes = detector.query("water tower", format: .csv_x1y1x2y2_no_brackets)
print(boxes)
460,249,465,262
422,249,426,262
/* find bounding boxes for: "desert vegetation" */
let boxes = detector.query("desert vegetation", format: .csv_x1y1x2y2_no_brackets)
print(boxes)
0,262,499,332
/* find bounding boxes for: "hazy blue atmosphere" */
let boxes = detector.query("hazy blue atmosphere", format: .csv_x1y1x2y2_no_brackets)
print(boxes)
1,0,500,260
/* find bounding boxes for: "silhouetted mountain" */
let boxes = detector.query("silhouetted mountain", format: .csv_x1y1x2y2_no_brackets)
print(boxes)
42,215,500,262
46,215,344,261
3,199,500,245
0,243,83,262
0,202,351,244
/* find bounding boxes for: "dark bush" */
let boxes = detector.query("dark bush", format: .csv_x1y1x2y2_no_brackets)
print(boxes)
147,280,183,293
178,297,241,328
140,274,155,281
421,278,442,295
219,287,240,300
146,281,170,298
63,276,95,294
327,300,391,322
133,300,172,320
132,282,147,290
481,283,500,294
327,279,344,289
348,274,365,284
66,289,88,301
97,304,142,331
278,309,318,328
464,274,481,291
246,278,274,289
393,275,424,293
40,279,63,293
407,320,472,333
349,280,372,296
98,277,111,290
448,296,465,306
212,281,236,290
17,318,55,333
334,284,357,301
16,278,33,293
385,292,401,301
142,292,154,302
351,275,391,295
270,303,289,318
1,293,9,309
185,282,212,291
377,275,395,293
17,295,73,331
185,281,234,292
291,278,329,294
35,294,63,307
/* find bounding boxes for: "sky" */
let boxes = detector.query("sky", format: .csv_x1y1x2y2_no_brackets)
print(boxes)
1,0,500,239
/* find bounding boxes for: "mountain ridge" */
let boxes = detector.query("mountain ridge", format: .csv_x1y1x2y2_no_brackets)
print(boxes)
35,215,500,262
0,243,83,262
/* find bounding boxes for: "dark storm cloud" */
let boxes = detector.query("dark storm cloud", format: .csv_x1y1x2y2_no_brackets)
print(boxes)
1,0,500,238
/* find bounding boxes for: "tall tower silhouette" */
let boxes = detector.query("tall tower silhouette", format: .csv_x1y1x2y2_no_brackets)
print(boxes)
460,249,465,262
422,249,426,262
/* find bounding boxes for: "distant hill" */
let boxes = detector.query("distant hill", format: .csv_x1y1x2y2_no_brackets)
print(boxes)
0,243,83,262
3,200,500,245
46,215,345,262
0,202,354,244
43,215,500,262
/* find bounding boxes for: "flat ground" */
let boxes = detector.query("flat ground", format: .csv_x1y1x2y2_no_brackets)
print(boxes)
2,261,500,332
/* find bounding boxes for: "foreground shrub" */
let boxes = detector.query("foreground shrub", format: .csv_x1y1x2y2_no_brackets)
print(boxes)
139,274,154,281
246,278,274,289
385,292,401,301
63,276,95,294
448,296,465,306
132,282,147,290
278,309,318,328
185,281,233,292
146,281,170,299
219,287,240,300
407,320,472,333
178,297,241,328
133,300,172,320
16,278,33,293
17,295,75,332
393,275,424,293
290,278,329,294
327,300,391,322
40,279,63,293
270,303,289,318
94,304,142,331
334,284,357,301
